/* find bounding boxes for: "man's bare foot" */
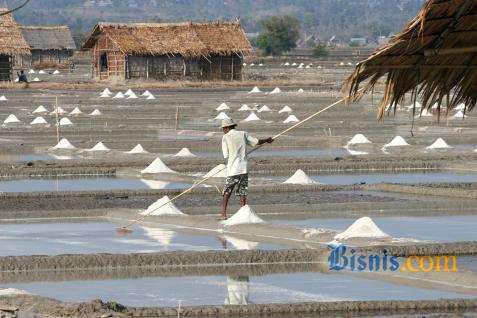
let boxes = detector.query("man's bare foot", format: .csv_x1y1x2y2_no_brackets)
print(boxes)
217,213,227,220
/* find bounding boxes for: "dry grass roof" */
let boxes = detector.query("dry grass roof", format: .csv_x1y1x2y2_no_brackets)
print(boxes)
0,8,30,55
21,26,76,50
82,21,252,57
346,0,477,118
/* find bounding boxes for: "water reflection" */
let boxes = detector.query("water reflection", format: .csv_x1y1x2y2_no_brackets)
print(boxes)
225,276,250,305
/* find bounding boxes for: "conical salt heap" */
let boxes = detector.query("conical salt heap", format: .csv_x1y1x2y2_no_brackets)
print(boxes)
127,92,138,99
258,105,272,113
29,69,35,74
33,77,40,82
174,147,197,158
113,92,125,99
146,94,156,100
248,86,261,94
3,114,20,124
203,164,227,178
283,169,316,185
278,106,293,113
58,117,73,126
222,205,265,226
269,87,281,94
53,70,60,74
455,103,466,111
347,134,371,145
127,144,148,154
52,138,76,150
297,88,305,93
50,107,66,115
88,142,110,151
124,89,135,96
101,88,112,95
427,138,452,149
216,103,230,111
140,195,185,216
70,107,83,115
89,109,102,116
141,90,151,97
284,62,290,66
383,136,409,148
453,110,466,119
33,105,48,114
283,115,299,123
334,217,390,240
215,112,230,120
39,70,46,74
241,112,261,122
30,116,48,125
0,95,7,101
238,104,250,111
141,157,176,174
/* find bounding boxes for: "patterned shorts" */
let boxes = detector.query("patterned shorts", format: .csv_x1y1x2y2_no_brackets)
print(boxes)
223,174,248,197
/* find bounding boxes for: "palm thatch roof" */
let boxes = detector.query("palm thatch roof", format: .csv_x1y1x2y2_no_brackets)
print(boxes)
346,0,477,119
82,21,252,57
0,8,30,55
21,26,76,51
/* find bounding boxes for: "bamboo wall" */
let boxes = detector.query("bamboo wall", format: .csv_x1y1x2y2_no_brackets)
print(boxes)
0,55,11,81
30,49,74,66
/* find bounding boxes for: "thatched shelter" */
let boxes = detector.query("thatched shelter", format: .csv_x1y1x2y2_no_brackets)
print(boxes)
0,8,30,81
21,26,76,68
346,0,477,119
82,21,251,81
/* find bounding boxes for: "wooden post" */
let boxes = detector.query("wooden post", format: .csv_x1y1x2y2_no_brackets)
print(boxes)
174,106,180,131
146,57,149,79
55,96,60,143
231,57,234,81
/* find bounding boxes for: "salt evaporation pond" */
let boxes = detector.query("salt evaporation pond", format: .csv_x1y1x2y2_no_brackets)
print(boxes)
4,272,470,307
272,216,477,242
0,177,192,192
0,221,284,256
197,148,349,159
0,153,76,163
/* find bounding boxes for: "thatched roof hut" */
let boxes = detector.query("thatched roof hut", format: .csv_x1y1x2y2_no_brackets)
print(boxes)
0,8,30,56
346,0,477,118
21,26,76,51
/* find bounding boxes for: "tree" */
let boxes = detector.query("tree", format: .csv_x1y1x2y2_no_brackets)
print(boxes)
312,43,329,57
256,15,300,56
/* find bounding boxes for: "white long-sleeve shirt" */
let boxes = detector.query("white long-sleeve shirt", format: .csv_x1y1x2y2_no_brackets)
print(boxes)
222,130,259,177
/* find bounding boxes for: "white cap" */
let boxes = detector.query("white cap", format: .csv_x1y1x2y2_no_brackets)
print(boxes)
221,118,237,128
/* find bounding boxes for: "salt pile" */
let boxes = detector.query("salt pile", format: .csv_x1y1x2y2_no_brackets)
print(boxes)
298,63,304,69
297,88,304,93
383,136,409,148
416,108,432,117
222,205,264,226
113,92,125,99
269,87,282,94
278,106,293,113
141,90,152,97
292,62,297,66
0,288,30,296
241,112,261,122
70,107,83,115
453,110,466,119
283,169,316,185
317,65,322,69
53,70,60,74
284,62,290,66
127,144,148,154
216,102,230,111
250,63,255,66
305,65,311,69
127,92,138,99
88,142,110,151
141,157,176,174
33,105,48,114
215,112,230,120
38,70,46,74
248,86,261,94
140,195,185,216
334,217,390,240
238,104,250,111
347,134,371,145
28,69,35,74
52,138,76,150
259,63,264,66
283,115,299,123
203,164,227,178
124,89,135,96
3,114,21,124
339,62,344,66
426,138,452,149
101,88,112,95
174,147,197,158
30,116,48,125
90,109,102,116
455,103,466,111
33,77,40,82
146,94,156,100
0,95,7,101
59,117,73,126
50,107,66,115
258,105,272,112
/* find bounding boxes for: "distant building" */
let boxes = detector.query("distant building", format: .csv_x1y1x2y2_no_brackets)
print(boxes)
0,8,30,81
21,26,76,67
82,21,251,81
350,37,367,47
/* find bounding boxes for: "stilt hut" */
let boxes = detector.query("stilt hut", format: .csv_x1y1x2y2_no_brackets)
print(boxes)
0,8,30,81
20,26,76,68
82,21,251,81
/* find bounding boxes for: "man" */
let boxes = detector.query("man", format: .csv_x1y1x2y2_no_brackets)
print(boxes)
17,70,28,83
220,118,273,219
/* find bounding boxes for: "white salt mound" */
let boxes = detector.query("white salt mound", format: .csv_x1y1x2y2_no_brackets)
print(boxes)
216,102,230,111
3,114,20,124
0,288,30,296
88,142,110,151
453,110,466,119
140,195,185,216
29,69,35,74
292,62,297,66
124,89,135,96
215,112,230,120
38,70,46,74
52,138,76,150
146,94,156,100
141,90,152,97
283,115,299,124
416,108,433,117
127,144,148,154
283,169,316,185
33,105,48,113
59,117,73,126
347,134,371,145
53,70,60,74
269,87,281,94
90,109,102,116
101,88,112,95
241,112,261,122
427,138,452,149
30,116,48,125
238,104,250,111
455,103,465,111
50,107,66,115
141,157,176,174
258,105,272,112
203,164,227,178
127,92,138,99
284,62,290,66
0,95,7,101
33,77,40,82
334,217,390,240
278,106,293,113
174,147,197,158
113,92,125,99
297,88,305,93
222,205,264,226
70,107,83,115
248,86,261,94
383,136,409,148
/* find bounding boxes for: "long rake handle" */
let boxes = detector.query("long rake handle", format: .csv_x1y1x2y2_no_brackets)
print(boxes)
120,95,348,230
